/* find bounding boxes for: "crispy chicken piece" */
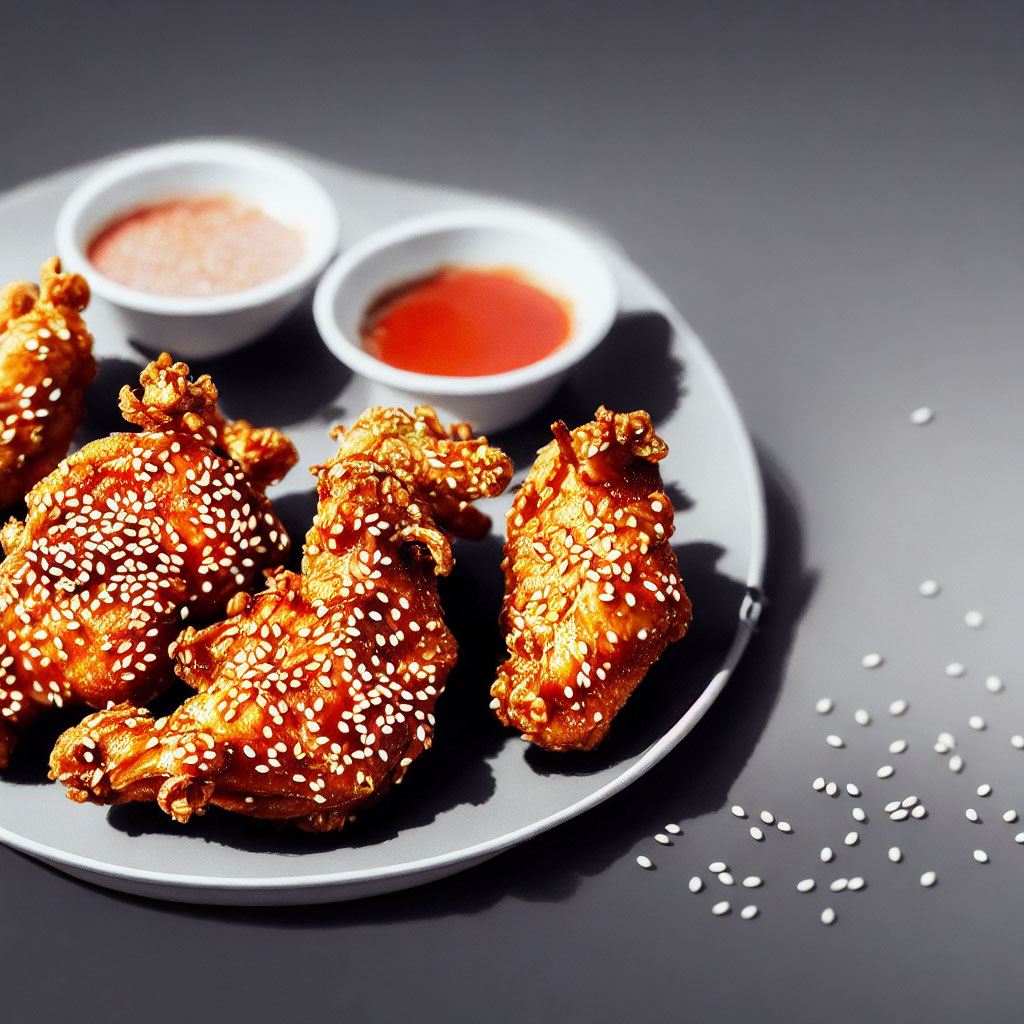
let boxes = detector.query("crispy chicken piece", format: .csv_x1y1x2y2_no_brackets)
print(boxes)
490,407,692,751
50,407,513,831
0,258,96,509
0,354,296,767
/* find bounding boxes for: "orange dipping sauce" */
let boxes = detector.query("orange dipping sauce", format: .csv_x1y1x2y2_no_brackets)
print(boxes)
87,195,304,297
359,266,572,377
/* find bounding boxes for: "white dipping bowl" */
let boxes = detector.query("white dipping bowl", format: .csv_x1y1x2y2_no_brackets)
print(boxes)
55,139,341,358
312,207,618,434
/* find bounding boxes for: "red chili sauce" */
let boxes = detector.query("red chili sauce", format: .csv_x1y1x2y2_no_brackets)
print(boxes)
87,195,304,297
359,265,572,377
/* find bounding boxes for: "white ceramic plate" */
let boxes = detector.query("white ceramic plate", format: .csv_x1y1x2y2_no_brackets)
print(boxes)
0,141,765,905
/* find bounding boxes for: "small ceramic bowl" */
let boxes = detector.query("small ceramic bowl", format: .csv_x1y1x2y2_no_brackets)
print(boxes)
55,139,340,358
312,206,618,433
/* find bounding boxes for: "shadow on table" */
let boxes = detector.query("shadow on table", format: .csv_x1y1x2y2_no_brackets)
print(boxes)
79,441,813,924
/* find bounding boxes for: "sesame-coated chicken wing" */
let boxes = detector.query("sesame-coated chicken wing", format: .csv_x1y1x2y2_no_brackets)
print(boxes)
0,354,296,767
50,407,513,831
0,258,96,510
490,407,692,751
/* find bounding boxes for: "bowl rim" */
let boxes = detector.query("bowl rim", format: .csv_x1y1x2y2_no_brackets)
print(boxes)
311,205,619,396
54,138,341,316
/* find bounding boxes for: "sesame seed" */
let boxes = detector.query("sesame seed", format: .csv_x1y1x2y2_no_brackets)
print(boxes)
826,734,844,748
731,804,747,818
1012,735,1024,750
985,675,1003,693
889,847,903,863
889,699,909,716
920,871,937,887
889,739,908,754
964,610,985,629
777,821,793,834
973,850,989,864
820,846,834,863
636,855,654,870
797,879,816,893
918,579,941,597
846,783,861,797
861,653,884,669
966,808,980,823
854,708,871,726
968,715,986,731
910,406,934,425
1003,810,1018,824
740,905,759,920
844,831,859,846
825,781,839,797
820,908,836,925
847,877,866,891
718,871,735,886
938,731,957,749
1015,834,1024,845
708,861,728,873
711,901,731,916
688,876,704,893
750,826,765,842
890,808,910,821
977,784,992,798
852,807,867,822
946,662,966,678
742,876,763,888
815,697,834,714
759,810,775,825
877,765,895,779
812,776,826,792
829,878,848,893
665,823,681,834
949,754,965,773
654,833,671,845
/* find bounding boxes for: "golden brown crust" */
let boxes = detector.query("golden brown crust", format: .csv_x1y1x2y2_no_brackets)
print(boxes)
490,407,692,751
49,407,513,830
0,258,96,510
0,355,297,768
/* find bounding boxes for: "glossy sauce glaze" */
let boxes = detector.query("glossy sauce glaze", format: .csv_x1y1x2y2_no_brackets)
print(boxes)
87,195,304,297
359,265,572,377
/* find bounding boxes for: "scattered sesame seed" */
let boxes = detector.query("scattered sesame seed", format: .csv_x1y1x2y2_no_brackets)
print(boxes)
825,781,840,797
1003,810,1018,824
974,849,989,864
938,731,957,749
847,877,866,891
977,784,992,798
877,765,895,779
946,662,966,678
910,406,934,425
829,878,848,893
797,879,816,893
964,610,985,629
711,901,731,916
889,847,903,863
985,675,1004,694
845,831,859,846
718,871,735,886
918,579,941,597
966,808,980,823
742,876,763,888
740,905,759,920
708,861,727,873
968,715,986,731
846,783,861,797
730,805,747,818
777,821,793,834
820,907,836,925
911,805,927,819
636,855,653,870
688,876,704,893
1015,834,1024,845
820,846,834,863
890,808,910,821
889,699,909,716
812,776,827,792
665,823,681,834
759,810,775,825
885,800,902,813
889,739,908,754
1012,735,1024,750
852,807,867,822
815,697,834,714
920,871,937,887
949,754,965,773
654,833,671,845
854,709,871,726
826,734,845,748
750,826,765,842
861,653,884,669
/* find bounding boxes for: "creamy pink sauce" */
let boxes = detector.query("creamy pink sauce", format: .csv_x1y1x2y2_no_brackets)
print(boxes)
87,195,304,297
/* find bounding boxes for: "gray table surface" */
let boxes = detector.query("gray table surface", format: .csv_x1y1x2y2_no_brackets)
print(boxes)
1,2,1022,1021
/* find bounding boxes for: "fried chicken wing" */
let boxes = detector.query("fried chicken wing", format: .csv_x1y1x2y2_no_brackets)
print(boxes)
490,407,692,751
0,258,96,509
0,353,296,767
50,407,513,831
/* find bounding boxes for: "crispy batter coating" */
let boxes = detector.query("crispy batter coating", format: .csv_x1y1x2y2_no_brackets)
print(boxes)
490,407,692,751
0,258,96,509
0,354,296,767
50,407,513,831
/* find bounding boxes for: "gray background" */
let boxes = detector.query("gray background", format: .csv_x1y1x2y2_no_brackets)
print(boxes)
1,2,1022,1021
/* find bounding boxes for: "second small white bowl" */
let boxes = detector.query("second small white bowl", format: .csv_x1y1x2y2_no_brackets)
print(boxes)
55,139,341,358
312,206,618,433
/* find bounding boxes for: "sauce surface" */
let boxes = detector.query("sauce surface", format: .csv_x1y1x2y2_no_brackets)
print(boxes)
87,195,304,297
360,265,572,377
